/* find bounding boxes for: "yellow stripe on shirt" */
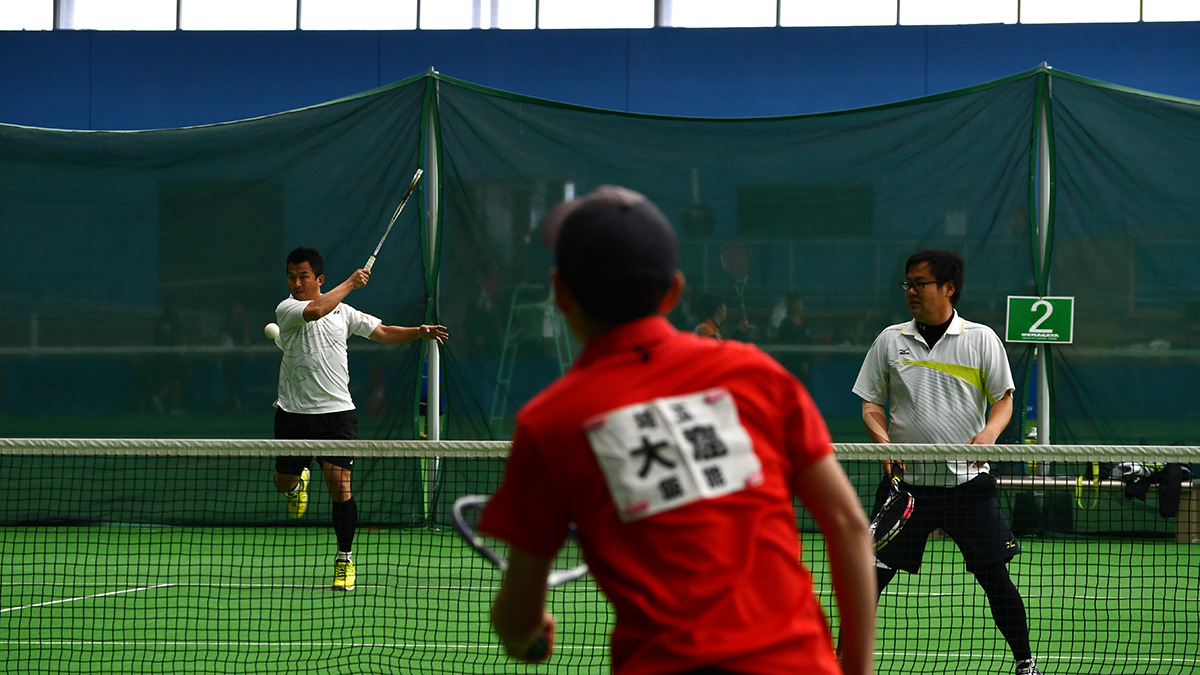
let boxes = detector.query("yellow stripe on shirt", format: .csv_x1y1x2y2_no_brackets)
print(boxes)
897,360,994,404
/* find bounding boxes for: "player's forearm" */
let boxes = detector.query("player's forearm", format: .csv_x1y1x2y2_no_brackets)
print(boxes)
972,393,1014,445
491,591,544,654
794,456,876,675
303,281,355,321
370,325,421,345
862,401,889,444
491,548,554,659
827,513,877,675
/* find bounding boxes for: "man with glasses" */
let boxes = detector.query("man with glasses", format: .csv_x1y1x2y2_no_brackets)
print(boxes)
852,249,1040,675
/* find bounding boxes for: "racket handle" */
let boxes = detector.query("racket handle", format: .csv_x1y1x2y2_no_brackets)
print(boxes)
364,256,375,272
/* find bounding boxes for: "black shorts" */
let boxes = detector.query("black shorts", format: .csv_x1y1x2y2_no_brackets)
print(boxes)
872,473,1020,574
274,408,357,474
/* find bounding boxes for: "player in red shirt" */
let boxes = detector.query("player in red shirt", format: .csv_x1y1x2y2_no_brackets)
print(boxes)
479,185,876,675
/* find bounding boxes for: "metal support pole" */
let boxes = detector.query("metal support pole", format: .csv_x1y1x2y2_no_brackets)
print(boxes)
425,73,442,514
1036,68,1052,445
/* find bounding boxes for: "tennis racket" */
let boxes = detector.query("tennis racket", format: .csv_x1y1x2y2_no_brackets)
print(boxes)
452,495,589,588
364,167,424,271
720,239,750,318
452,495,588,662
869,466,914,550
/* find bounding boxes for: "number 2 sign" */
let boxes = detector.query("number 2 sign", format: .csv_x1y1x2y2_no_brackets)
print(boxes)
1006,296,1074,344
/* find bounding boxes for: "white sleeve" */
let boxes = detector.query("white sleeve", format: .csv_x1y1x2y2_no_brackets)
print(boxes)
275,297,307,330
981,328,1016,404
852,331,890,405
340,303,382,339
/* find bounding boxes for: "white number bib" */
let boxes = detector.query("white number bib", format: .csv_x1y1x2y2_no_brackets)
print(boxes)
584,388,764,522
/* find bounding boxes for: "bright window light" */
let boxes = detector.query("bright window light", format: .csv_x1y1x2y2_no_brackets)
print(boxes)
660,0,777,28
1020,0,1139,24
1,0,53,30
779,0,897,27
496,0,537,28
901,0,1016,25
420,0,485,29
1143,0,1200,22
59,0,176,30
538,0,653,29
181,0,298,30
416,0,538,29
301,0,416,30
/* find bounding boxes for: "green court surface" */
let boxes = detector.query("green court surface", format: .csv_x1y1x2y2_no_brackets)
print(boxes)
0,526,610,674
3,526,1197,674
810,536,1200,675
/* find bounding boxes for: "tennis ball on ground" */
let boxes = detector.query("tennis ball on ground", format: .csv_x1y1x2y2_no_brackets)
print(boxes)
264,322,280,339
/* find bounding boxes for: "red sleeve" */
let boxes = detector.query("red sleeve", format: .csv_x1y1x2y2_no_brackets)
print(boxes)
782,376,835,487
478,422,571,560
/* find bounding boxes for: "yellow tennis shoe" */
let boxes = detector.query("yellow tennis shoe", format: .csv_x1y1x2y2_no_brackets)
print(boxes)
286,468,309,519
332,560,356,591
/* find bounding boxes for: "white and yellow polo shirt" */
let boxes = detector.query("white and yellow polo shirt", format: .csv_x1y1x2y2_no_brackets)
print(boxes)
852,310,1015,487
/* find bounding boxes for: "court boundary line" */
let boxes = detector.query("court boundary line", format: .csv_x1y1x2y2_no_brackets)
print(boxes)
1,583,176,614
0,641,1192,665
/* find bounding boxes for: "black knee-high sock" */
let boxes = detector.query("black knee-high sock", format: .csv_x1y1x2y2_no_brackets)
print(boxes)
332,497,357,555
972,561,1032,661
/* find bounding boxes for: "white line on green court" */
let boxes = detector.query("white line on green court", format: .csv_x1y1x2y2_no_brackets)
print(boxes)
0,583,176,613
0,640,606,652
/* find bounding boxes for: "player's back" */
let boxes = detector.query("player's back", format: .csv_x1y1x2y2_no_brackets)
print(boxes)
516,316,839,675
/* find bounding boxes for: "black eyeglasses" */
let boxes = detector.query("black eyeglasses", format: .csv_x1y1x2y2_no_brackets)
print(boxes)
900,279,941,291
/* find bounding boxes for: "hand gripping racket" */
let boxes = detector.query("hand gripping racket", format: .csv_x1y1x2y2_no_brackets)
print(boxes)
869,466,915,550
364,167,424,271
452,495,589,661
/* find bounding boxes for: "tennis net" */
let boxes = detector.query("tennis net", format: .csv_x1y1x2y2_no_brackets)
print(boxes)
0,439,1196,674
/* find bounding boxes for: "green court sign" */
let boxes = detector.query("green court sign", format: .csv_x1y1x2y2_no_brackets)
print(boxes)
1006,296,1074,344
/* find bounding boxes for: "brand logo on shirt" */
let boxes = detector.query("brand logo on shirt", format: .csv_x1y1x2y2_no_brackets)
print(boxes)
332,309,340,315
898,348,912,356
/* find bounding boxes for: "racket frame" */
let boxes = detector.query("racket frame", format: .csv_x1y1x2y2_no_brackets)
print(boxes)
451,494,589,588
870,473,915,550
365,167,424,271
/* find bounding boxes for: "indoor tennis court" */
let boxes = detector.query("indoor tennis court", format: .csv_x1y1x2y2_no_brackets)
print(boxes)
5,3,1200,674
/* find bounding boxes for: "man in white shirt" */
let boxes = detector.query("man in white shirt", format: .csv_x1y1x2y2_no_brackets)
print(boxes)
273,246,448,591
852,249,1039,675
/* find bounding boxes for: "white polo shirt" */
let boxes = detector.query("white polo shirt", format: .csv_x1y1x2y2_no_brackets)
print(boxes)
852,311,1015,487
274,295,381,415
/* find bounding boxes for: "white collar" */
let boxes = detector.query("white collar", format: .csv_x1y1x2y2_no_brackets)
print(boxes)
901,310,964,337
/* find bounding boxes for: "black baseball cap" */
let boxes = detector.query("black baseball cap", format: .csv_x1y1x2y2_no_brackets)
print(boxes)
545,185,678,326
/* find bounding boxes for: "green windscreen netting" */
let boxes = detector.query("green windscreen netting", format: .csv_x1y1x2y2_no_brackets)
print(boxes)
3,65,1200,674
1046,72,1200,444
0,75,431,441
10,66,1198,446
434,71,1039,441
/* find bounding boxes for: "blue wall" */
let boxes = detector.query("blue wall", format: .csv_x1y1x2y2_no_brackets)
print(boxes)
3,22,1200,130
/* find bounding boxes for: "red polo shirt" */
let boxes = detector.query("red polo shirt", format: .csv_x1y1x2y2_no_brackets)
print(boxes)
480,316,839,675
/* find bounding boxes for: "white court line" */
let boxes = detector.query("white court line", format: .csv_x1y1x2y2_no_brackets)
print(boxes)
1,583,175,614
0,640,606,652
0,642,1190,665
0,581,507,590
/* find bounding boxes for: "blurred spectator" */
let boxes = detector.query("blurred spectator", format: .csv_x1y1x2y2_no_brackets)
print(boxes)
220,300,253,413
775,293,813,386
152,296,188,415
694,293,726,339
696,292,752,342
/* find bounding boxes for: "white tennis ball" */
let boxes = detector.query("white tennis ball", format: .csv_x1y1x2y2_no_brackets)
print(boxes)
264,322,280,339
